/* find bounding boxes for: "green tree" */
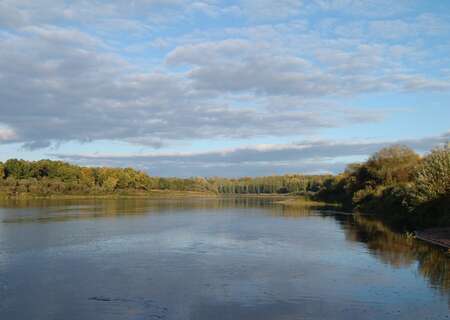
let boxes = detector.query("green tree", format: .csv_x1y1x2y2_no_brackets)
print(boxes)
4,159,32,179
414,145,450,204
0,162,4,179
366,145,420,185
102,176,119,192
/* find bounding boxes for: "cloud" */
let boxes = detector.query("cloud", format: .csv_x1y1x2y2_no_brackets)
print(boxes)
241,0,303,20
166,38,450,97
328,13,450,40
0,125,16,141
313,0,415,17
239,0,415,20
0,0,239,31
0,1,27,28
22,140,52,151
51,132,450,177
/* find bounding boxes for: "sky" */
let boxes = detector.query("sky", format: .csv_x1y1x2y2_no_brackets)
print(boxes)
0,0,449,177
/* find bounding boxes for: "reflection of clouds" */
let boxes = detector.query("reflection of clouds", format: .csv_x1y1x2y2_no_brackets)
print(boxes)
159,230,249,253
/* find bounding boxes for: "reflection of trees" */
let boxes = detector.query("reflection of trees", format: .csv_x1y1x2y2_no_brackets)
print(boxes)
344,215,416,267
416,248,450,293
342,214,450,294
275,205,316,218
0,196,284,223
264,197,342,218
272,203,338,218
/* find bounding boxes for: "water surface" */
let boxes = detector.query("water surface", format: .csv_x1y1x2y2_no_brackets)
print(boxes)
0,197,448,319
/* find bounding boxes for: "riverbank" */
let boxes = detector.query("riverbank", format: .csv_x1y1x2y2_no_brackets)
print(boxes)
0,191,309,201
415,228,450,249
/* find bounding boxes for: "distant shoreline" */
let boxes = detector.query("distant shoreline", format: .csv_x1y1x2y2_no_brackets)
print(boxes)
0,189,218,200
0,191,309,201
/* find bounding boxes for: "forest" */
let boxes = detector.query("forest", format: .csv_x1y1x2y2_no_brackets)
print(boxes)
0,144,448,229
0,159,331,196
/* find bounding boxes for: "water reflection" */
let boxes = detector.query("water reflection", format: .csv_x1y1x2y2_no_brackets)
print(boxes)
276,202,450,296
275,202,342,218
341,214,450,294
0,197,281,223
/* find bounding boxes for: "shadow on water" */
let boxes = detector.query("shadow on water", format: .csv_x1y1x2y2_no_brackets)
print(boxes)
337,213,450,294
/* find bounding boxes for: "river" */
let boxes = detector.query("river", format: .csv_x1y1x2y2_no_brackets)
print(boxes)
0,197,448,319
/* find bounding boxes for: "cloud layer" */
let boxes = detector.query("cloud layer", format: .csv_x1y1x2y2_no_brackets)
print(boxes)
1,1,449,149
52,132,450,177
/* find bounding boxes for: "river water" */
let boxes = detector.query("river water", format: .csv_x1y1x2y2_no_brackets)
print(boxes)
0,197,448,319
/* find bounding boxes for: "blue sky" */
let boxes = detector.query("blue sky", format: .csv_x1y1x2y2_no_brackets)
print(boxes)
0,0,449,177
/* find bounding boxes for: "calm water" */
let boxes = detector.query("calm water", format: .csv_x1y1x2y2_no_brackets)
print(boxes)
0,197,448,319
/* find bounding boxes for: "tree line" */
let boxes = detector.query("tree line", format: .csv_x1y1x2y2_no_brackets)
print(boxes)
0,160,333,196
0,144,448,228
0,159,154,195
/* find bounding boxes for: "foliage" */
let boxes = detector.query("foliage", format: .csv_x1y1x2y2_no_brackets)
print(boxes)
0,159,155,196
316,145,450,229
366,145,420,185
413,146,450,204
208,175,329,195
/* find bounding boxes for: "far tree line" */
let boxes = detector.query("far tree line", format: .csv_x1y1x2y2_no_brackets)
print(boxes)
0,159,332,196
